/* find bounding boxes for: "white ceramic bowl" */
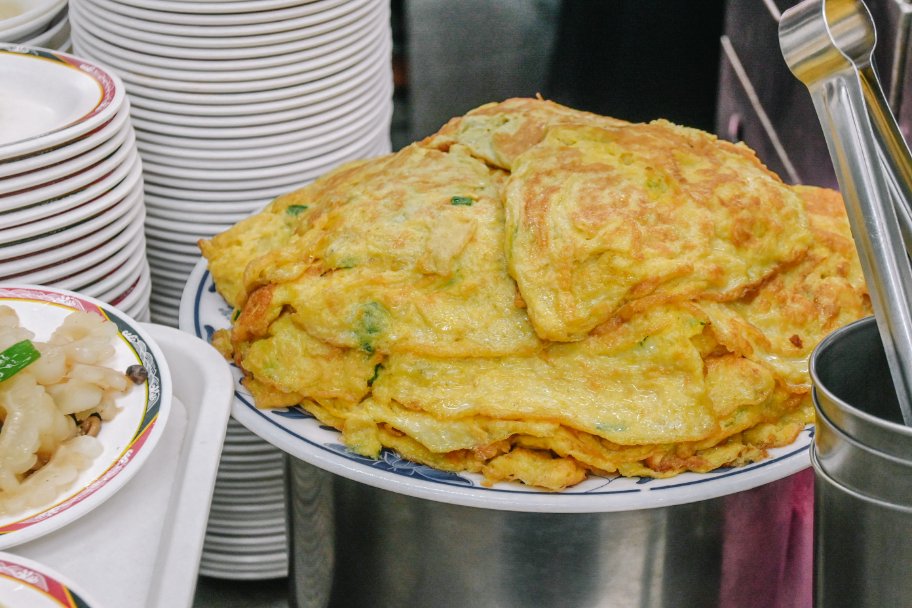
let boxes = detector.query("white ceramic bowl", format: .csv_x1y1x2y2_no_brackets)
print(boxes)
74,7,376,74
133,92,391,151
83,0,351,26
128,63,387,128
133,115,390,168
78,0,378,60
77,0,367,36
73,0,373,51
98,0,334,15
71,20,386,93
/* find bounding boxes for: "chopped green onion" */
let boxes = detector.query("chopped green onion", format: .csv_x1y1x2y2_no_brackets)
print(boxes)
367,363,383,387
286,204,309,216
0,340,41,383
450,196,474,206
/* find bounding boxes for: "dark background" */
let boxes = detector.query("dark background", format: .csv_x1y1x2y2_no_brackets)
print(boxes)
390,0,728,148
544,1,726,131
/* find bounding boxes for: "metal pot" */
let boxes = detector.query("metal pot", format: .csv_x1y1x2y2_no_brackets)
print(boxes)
810,315,912,608
287,459,813,608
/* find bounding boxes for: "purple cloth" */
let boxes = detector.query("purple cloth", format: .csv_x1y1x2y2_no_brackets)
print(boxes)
720,469,814,608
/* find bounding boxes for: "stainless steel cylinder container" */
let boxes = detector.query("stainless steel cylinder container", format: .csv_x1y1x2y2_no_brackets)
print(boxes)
810,315,912,608
286,457,335,608
288,458,814,608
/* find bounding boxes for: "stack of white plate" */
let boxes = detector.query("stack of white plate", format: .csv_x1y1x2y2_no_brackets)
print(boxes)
200,418,288,580
68,0,395,327
0,45,150,322
68,0,394,580
0,0,71,51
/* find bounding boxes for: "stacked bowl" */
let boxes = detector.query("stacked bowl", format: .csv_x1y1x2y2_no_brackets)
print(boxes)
68,0,394,327
0,45,150,322
0,0,71,51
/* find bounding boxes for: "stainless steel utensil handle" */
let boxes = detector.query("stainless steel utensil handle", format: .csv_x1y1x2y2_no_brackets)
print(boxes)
858,67,912,255
781,0,912,425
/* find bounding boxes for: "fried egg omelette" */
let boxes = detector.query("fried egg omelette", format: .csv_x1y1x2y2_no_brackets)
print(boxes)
200,98,870,491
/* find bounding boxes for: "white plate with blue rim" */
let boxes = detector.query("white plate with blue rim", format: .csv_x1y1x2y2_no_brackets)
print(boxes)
180,259,812,514
0,284,171,547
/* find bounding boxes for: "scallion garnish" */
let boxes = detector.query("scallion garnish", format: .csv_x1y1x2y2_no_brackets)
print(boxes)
0,340,41,383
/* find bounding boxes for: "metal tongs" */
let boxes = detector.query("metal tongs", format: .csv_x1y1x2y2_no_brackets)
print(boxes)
780,0,912,425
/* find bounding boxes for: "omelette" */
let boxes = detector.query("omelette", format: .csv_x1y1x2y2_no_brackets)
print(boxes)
200,98,870,491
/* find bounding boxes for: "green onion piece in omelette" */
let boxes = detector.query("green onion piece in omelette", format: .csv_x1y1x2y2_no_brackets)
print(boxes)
0,340,41,383
286,204,309,216
450,196,474,206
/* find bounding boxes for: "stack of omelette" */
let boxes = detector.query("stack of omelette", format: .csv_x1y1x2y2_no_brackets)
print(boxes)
200,98,870,490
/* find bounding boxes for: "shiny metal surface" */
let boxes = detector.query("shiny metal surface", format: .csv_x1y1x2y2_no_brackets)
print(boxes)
810,317,912,482
287,463,813,608
815,402,912,502
811,448,912,607
809,316,912,607
286,458,334,608
780,0,912,425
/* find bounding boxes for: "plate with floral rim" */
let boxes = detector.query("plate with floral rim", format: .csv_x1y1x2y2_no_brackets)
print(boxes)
0,284,170,547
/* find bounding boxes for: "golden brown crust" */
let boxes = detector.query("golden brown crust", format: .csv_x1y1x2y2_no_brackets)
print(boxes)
505,120,812,341
200,98,869,491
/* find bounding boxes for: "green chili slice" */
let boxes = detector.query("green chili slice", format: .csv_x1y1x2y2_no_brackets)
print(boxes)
0,340,41,383
286,204,309,216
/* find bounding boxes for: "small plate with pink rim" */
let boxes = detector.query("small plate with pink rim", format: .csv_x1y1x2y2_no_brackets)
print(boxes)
0,152,142,237
0,285,171,548
18,219,146,289
0,551,103,608
0,107,129,180
0,46,124,162
0,129,137,213
0,184,144,272
0,114,131,196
